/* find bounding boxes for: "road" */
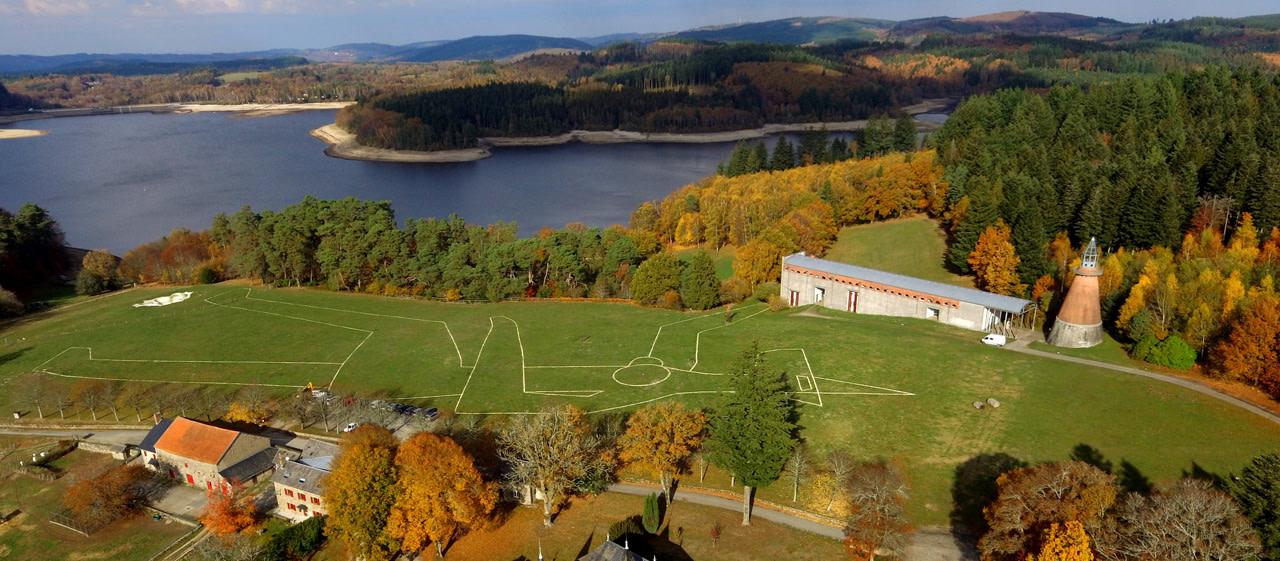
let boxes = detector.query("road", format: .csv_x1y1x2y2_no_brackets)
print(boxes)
607,483,977,560
0,427,150,446
1005,339,1280,426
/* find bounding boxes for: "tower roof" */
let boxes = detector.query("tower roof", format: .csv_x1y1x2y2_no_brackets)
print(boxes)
1077,237,1100,275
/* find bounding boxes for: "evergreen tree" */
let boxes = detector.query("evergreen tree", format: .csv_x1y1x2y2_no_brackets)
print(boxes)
632,252,682,305
680,250,720,310
948,180,1001,273
1228,452,1280,559
770,136,796,171
860,115,892,158
893,113,917,152
1012,204,1050,287
707,341,797,525
799,128,829,165
827,138,852,162
749,142,769,174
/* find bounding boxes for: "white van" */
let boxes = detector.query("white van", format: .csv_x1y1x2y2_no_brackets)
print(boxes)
981,334,1007,347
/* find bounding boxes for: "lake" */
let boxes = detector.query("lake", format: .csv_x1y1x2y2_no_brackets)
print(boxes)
1,110,756,254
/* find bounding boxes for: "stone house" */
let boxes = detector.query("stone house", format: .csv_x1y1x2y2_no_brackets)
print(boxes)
270,439,338,522
144,417,276,493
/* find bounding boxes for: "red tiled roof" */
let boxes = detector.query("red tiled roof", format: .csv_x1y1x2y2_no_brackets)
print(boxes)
154,417,239,465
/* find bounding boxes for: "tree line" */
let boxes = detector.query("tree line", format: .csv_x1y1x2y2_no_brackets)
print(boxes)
0,203,67,316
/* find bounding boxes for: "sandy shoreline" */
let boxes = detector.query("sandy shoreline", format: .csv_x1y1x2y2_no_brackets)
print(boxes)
172,101,355,118
0,129,47,140
311,124,493,163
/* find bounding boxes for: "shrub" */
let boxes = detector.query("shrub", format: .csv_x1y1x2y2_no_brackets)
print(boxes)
1131,335,1159,362
718,277,751,304
1147,335,1197,370
642,493,660,534
75,268,114,296
753,281,781,302
767,294,789,312
609,516,643,542
198,267,219,285
0,286,22,317
262,515,326,561
660,290,683,310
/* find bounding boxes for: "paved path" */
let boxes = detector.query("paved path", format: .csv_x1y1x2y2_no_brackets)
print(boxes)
0,427,150,445
1005,339,1280,426
607,483,976,560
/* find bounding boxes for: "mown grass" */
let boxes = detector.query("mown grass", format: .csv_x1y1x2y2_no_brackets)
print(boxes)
824,215,973,287
2,284,1279,526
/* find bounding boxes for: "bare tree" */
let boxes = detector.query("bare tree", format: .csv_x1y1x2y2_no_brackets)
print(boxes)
691,448,709,483
283,393,312,429
192,387,230,422
844,460,912,561
1095,479,1262,561
785,445,811,502
189,533,264,561
13,373,50,419
50,384,72,419
100,381,122,421
72,380,106,421
823,450,856,512
496,405,613,527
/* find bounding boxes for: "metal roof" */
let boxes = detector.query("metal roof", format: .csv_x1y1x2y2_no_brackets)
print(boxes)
138,417,173,453
272,460,330,496
783,253,1034,314
219,448,278,484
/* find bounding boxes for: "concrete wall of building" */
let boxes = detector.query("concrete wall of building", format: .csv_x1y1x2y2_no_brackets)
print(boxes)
781,266,989,331
274,483,327,522
155,451,223,491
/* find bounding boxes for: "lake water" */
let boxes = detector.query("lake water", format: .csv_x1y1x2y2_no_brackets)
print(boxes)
1,110,753,254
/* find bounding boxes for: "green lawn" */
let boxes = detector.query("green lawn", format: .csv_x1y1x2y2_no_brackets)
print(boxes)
1029,334,1152,370
3,284,1279,526
217,71,265,83
676,245,737,280
824,215,973,287
0,440,193,561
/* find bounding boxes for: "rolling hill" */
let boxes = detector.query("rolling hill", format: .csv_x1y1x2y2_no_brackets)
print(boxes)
389,35,593,62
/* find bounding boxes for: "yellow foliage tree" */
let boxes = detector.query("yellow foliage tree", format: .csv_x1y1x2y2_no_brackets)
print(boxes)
968,219,1024,296
1098,254,1124,297
1029,521,1093,561
1116,275,1153,333
733,236,786,289
805,472,853,517
224,400,274,424
1222,270,1246,321
618,401,706,497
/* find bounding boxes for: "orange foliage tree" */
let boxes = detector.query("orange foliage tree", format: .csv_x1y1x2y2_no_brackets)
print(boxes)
1211,295,1280,395
63,464,152,526
1029,521,1093,561
979,461,1116,561
198,482,258,536
618,401,707,497
732,230,795,289
386,432,498,558
323,425,400,561
968,220,1024,296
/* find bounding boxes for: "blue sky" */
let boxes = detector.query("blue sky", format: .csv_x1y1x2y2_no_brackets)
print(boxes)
0,0,1271,55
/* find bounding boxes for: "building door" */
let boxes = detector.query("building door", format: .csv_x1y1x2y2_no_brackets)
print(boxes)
186,474,195,485
789,290,798,306
168,469,175,479
847,291,857,312
814,287,825,303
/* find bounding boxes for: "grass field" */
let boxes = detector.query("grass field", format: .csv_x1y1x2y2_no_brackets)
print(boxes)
3,284,1280,526
824,215,974,288
0,439,193,561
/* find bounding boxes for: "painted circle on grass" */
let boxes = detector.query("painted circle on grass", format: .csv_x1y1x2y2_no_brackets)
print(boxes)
612,357,672,387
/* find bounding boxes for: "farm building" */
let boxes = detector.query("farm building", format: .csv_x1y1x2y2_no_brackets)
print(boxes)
780,253,1035,334
143,417,277,492
271,439,338,522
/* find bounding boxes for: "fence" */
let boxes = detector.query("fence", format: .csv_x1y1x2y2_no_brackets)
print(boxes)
49,509,107,536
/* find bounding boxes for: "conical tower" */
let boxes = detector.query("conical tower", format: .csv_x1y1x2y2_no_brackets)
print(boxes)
1048,238,1104,348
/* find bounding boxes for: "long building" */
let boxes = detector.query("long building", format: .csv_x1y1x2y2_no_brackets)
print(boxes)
780,253,1034,333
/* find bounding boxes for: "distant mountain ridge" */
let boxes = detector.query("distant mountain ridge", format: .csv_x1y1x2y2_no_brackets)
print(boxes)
5,11,1273,76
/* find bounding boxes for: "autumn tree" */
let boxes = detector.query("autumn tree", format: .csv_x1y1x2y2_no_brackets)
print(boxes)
1097,479,1261,561
618,401,706,498
1211,295,1280,394
199,482,258,537
969,219,1024,296
323,425,399,561
224,386,276,424
76,248,121,296
63,464,153,526
632,252,682,305
980,461,1116,561
71,379,108,421
843,460,912,561
707,341,797,525
387,432,497,558
497,405,613,527
1228,452,1280,559
1030,521,1092,561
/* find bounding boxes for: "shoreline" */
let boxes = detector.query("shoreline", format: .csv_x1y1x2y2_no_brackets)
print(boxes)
311,123,493,163
0,129,48,140
0,101,353,124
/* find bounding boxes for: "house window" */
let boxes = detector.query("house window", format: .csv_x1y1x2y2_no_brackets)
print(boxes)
298,493,307,502
287,503,296,511
312,497,320,505
285,489,294,497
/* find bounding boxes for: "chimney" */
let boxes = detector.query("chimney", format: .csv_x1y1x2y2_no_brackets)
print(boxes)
152,412,162,425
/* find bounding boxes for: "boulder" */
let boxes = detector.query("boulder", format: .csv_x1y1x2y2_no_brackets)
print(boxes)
987,398,1001,408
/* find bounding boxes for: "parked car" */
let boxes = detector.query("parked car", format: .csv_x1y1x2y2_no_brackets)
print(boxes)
342,422,361,433
421,407,439,421
981,334,1007,347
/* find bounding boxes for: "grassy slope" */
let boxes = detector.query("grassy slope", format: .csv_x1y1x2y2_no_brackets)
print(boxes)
824,215,974,288
3,285,1279,526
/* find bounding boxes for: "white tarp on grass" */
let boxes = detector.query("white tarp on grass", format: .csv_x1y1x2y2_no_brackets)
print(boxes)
133,292,193,308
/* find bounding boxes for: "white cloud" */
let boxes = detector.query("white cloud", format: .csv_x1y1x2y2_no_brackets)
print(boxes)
24,0,91,15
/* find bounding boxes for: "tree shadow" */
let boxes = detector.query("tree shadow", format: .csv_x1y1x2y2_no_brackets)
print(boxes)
1118,460,1153,495
1183,461,1225,488
950,452,1026,535
1069,443,1113,474
0,347,27,367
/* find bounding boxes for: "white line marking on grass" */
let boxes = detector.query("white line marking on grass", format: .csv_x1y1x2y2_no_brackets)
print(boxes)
37,370,301,388
690,307,769,371
455,317,500,413
241,289,468,368
327,331,373,390
645,304,764,358
813,376,914,396
38,347,341,367
400,393,464,400
205,292,373,334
